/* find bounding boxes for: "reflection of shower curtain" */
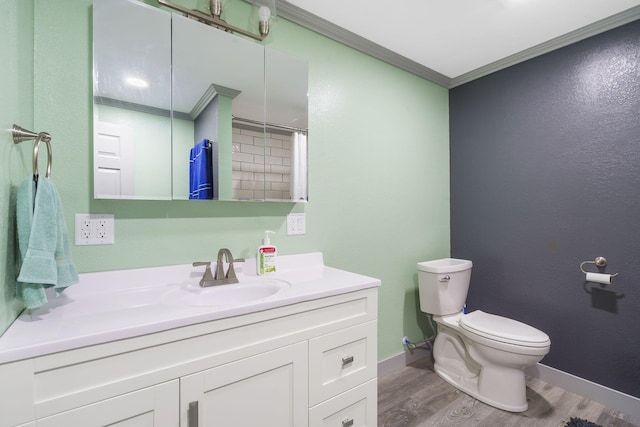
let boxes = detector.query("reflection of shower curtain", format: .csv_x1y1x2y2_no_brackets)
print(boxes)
290,132,308,201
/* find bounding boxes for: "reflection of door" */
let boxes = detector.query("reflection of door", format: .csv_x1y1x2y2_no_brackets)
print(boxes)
94,121,134,198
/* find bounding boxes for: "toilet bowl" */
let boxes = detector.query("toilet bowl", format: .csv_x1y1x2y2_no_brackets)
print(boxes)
417,259,551,412
433,310,550,412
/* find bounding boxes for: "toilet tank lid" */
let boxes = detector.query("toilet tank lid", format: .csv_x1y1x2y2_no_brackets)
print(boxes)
417,258,472,273
459,310,550,346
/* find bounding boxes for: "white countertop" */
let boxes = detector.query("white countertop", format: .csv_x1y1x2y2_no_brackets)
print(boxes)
0,253,380,364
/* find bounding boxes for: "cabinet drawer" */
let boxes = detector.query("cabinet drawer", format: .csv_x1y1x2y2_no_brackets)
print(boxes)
309,379,377,427
309,321,377,406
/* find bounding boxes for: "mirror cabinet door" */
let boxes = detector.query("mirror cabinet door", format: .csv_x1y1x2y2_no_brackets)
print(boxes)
171,13,265,201
265,47,309,201
93,0,172,200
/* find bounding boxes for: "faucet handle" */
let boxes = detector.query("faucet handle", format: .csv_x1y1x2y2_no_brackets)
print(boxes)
225,258,245,281
193,262,215,287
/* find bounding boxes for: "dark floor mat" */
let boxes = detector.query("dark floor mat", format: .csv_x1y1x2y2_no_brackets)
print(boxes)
565,417,603,427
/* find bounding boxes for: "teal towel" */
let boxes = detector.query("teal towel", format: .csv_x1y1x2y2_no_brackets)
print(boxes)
16,176,79,309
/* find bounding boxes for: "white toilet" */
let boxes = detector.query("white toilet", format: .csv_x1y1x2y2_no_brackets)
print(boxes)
417,258,551,412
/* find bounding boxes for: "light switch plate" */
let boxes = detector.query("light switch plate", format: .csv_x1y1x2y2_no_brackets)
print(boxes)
286,213,306,235
75,214,115,245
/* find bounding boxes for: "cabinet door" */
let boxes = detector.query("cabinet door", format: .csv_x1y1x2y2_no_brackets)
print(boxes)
181,342,308,427
35,380,178,427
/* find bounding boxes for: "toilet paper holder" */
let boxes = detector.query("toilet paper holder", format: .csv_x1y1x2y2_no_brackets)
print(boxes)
580,257,618,284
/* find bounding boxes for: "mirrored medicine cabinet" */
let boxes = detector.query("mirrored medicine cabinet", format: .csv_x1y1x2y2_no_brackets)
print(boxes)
92,0,308,202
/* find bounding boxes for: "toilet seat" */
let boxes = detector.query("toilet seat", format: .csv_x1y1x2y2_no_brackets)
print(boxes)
459,310,550,348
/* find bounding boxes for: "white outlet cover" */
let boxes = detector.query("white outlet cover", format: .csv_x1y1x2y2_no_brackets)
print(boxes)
287,213,306,235
75,214,115,245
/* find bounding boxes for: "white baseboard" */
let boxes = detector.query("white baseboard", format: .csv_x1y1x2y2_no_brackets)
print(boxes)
378,351,640,419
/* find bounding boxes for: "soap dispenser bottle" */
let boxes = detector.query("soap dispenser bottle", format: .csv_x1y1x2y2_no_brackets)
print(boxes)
257,230,277,275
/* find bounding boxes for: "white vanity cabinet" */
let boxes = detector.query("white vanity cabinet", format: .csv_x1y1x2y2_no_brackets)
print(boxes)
0,287,378,427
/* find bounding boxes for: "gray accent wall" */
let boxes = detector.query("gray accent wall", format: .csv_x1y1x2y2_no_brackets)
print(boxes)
450,20,640,398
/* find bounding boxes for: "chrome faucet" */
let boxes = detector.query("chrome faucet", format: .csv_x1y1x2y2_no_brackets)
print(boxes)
193,248,245,287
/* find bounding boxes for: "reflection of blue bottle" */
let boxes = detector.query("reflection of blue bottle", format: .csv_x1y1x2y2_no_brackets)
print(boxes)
463,304,467,314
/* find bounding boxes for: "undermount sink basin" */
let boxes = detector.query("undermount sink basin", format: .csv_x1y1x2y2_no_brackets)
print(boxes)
163,278,291,307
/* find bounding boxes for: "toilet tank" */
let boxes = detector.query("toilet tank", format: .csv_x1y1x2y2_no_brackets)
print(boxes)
417,258,472,316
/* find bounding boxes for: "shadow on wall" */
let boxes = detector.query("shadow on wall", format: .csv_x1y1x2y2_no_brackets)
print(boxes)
584,283,624,314
405,274,437,341
396,274,437,364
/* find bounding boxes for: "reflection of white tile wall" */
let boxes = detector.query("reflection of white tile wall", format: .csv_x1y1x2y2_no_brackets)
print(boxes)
232,127,291,200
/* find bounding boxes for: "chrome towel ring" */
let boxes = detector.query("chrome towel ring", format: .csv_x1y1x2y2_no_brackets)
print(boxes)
32,132,52,178
12,124,52,178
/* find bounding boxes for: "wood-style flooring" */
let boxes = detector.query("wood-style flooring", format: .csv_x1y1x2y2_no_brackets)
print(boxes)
378,357,640,427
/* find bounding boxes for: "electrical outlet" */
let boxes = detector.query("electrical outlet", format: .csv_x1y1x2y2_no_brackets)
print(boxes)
75,214,115,245
96,219,108,239
286,213,306,235
81,219,92,239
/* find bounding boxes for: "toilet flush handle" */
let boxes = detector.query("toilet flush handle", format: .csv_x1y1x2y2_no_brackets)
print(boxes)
439,275,451,282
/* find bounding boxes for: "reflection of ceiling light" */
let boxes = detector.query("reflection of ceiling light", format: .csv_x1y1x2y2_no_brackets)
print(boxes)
126,77,148,88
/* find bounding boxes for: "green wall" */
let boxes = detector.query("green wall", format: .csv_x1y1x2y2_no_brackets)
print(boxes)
1,0,450,361
1,0,34,335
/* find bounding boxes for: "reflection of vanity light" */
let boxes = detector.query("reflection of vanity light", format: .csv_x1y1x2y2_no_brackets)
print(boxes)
159,0,272,41
125,77,149,88
258,6,271,37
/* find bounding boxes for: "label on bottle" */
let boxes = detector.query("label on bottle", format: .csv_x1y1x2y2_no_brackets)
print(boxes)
258,247,277,274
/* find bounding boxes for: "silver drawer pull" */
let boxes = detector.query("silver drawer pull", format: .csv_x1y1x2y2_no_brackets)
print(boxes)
188,401,198,427
342,418,354,427
342,355,354,366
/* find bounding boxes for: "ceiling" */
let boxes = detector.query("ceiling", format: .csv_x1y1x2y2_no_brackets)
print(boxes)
276,0,640,87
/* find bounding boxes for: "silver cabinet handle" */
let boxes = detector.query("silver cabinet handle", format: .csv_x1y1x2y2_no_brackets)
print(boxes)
342,355,354,366
342,418,354,427
188,401,199,427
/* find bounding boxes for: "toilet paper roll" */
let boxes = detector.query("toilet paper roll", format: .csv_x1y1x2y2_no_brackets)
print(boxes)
585,272,613,285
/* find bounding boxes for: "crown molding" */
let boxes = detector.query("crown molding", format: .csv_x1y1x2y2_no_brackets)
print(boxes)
276,1,640,89
275,0,452,88
190,84,241,120
451,5,640,87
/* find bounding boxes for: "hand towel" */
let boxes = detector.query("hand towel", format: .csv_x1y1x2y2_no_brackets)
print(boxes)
189,139,213,200
16,176,79,309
